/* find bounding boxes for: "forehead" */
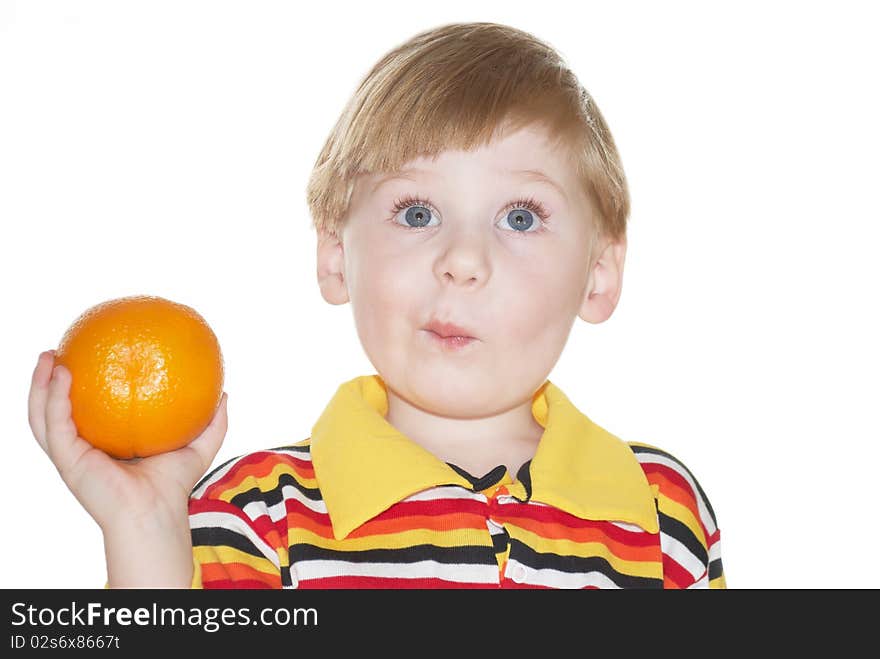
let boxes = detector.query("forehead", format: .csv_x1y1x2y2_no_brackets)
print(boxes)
361,124,576,195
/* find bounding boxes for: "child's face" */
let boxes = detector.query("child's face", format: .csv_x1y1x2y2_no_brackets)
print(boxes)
318,123,623,417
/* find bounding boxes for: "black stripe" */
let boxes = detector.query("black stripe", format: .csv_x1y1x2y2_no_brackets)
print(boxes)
229,472,323,510
280,565,294,588
510,539,663,588
658,511,709,566
191,527,271,560
491,528,510,555
709,557,724,581
191,444,312,497
191,453,248,495
516,460,533,501
266,443,311,456
630,444,719,526
289,543,497,566
629,445,676,458
447,463,506,491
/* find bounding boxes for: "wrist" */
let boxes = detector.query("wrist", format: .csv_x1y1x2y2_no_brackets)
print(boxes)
102,506,194,589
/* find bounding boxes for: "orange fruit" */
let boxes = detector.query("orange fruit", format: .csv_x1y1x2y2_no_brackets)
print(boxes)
54,295,224,459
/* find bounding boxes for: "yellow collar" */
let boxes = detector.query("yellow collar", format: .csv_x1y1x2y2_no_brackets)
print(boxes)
310,374,659,539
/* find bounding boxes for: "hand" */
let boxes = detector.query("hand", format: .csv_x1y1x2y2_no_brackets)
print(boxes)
27,350,229,534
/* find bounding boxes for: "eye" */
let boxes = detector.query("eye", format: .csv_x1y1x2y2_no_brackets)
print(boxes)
403,205,436,228
390,196,440,228
501,207,537,232
388,194,549,233
497,197,549,233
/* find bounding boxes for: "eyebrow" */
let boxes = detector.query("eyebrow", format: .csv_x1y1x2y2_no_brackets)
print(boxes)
370,168,434,194
370,167,568,202
506,168,568,203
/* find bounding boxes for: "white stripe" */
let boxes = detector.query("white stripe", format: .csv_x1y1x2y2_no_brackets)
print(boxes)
192,447,313,500
634,453,717,534
280,483,327,514
241,484,327,522
402,486,486,503
688,572,710,589
610,520,651,533
191,459,240,499
660,531,707,581
254,446,312,458
189,511,280,569
271,446,312,461
505,559,623,589
486,519,505,533
294,559,499,584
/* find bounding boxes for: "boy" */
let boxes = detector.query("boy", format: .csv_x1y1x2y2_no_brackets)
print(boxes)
28,21,725,588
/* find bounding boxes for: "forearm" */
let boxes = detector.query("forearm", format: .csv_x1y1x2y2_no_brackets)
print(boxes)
102,507,194,588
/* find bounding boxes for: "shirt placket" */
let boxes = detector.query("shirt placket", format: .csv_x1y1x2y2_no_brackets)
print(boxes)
483,484,525,587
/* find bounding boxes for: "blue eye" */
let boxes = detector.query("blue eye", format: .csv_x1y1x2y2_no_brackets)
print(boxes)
389,194,549,234
505,208,535,232
404,205,433,228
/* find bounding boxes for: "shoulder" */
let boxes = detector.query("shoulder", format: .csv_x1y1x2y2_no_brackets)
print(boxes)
627,441,720,538
628,441,725,588
190,438,315,503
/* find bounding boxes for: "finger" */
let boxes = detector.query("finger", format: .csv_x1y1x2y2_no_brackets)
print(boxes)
28,350,57,454
187,392,228,475
44,364,87,475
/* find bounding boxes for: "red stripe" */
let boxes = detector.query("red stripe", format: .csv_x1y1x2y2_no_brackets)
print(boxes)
642,462,709,538
200,562,282,589
499,503,658,547
202,451,314,500
372,497,489,520
641,462,696,505
298,576,499,589
501,581,555,589
351,512,488,538
202,578,276,589
662,555,694,589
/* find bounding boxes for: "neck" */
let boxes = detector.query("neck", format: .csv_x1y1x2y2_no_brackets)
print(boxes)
384,386,545,479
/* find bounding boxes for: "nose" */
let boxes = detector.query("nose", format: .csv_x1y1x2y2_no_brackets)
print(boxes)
434,224,490,288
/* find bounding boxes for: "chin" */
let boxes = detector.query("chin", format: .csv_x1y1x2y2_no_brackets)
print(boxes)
405,374,498,418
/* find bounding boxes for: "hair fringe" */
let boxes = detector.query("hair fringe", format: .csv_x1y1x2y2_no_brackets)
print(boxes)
306,22,629,243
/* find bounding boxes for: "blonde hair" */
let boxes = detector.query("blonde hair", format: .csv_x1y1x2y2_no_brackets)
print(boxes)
306,22,630,242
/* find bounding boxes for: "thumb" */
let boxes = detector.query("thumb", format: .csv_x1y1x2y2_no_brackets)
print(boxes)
187,392,228,476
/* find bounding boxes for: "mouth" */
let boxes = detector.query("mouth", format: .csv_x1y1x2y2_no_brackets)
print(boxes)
422,319,479,350
423,320,477,340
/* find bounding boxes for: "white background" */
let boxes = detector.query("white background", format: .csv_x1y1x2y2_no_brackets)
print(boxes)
2,0,877,589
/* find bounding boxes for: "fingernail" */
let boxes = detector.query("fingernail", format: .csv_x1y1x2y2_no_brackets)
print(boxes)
52,365,61,379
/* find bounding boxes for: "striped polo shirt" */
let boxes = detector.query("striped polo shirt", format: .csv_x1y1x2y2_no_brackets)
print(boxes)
188,374,725,589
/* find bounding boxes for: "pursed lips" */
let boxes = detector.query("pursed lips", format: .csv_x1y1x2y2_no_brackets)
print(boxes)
423,320,477,339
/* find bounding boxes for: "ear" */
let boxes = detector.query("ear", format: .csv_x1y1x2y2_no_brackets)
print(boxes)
578,235,627,324
316,229,349,305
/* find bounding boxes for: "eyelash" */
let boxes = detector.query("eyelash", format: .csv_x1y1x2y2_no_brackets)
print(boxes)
388,193,550,234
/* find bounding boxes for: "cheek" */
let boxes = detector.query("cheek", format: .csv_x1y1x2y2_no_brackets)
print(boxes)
483,278,574,394
348,248,420,336
497,250,586,343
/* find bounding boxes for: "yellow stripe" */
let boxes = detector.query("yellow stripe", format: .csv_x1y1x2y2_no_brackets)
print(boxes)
291,526,493,552
710,573,727,589
508,526,663,580
193,544,283,576
190,556,203,589
218,462,317,501
656,493,706,546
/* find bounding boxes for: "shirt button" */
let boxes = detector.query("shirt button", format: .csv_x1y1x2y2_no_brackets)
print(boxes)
510,565,527,583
